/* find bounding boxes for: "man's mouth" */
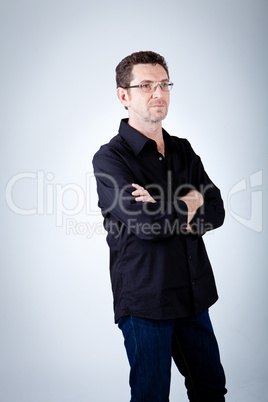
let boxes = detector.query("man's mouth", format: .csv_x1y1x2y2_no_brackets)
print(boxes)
150,103,165,108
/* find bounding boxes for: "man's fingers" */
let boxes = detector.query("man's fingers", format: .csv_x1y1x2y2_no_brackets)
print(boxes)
131,183,156,203
132,183,145,196
132,183,142,190
135,196,146,202
132,189,145,196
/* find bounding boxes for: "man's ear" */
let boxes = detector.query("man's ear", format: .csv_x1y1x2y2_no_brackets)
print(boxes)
117,87,130,109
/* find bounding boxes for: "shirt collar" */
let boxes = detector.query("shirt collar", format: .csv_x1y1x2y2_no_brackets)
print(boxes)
119,119,150,156
118,118,174,157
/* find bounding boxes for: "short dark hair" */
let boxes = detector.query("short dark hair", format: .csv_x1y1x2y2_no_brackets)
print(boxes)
115,51,169,88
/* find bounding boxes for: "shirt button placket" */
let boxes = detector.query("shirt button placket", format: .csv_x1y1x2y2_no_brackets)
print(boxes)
187,243,195,288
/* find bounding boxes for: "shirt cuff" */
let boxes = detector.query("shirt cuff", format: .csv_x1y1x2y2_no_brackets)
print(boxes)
174,200,188,230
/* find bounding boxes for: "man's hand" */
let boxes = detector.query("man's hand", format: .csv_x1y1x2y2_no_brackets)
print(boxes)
131,183,156,203
180,190,204,232
131,185,203,232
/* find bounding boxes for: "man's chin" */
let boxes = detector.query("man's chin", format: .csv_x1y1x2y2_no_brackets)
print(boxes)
150,112,168,123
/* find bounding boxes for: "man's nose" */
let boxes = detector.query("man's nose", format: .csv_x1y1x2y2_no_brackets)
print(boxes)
152,84,163,97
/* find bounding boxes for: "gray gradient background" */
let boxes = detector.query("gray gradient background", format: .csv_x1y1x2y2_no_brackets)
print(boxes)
1,0,267,401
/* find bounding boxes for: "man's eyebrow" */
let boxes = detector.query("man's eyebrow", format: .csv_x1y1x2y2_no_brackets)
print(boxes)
140,79,169,83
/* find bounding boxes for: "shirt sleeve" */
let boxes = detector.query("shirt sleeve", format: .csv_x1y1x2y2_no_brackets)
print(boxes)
186,143,225,237
92,147,188,240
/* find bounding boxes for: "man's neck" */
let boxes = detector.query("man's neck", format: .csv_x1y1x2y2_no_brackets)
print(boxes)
128,117,164,155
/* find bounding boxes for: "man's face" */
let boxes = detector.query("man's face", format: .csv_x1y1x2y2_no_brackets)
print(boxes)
125,64,170,124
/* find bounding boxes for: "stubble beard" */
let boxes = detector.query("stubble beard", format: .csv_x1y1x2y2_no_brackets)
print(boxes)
148,102,168,123
149,111,168,123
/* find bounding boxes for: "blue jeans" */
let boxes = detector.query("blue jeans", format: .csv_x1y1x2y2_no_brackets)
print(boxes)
118,310,227,402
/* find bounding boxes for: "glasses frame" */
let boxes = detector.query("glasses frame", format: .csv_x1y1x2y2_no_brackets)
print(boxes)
125,81,174,93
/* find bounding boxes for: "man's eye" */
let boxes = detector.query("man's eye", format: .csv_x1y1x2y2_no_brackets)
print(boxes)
161,82,168,88
142,83,151,89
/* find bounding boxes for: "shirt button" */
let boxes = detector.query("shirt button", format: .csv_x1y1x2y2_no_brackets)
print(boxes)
189,255,192,259
159,156,163,161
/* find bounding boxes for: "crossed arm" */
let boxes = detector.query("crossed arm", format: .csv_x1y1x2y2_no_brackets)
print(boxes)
132,183,204,233
93,145,224,239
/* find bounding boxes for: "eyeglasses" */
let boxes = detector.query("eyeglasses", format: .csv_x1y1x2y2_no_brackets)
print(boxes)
125,81,174,93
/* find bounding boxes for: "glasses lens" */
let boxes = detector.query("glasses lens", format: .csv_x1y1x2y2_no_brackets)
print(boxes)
139,82,173,92
141,82,173,92
141,83,152,92
161,82,173,91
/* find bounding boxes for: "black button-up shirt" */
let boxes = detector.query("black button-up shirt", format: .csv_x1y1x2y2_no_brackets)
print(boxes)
93,119,225,323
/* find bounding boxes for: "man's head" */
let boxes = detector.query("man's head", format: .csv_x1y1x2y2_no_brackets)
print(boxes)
116,51,172,127
116,51,169,89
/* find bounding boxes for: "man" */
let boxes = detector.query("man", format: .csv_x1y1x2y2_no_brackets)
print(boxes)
93,51,227,401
